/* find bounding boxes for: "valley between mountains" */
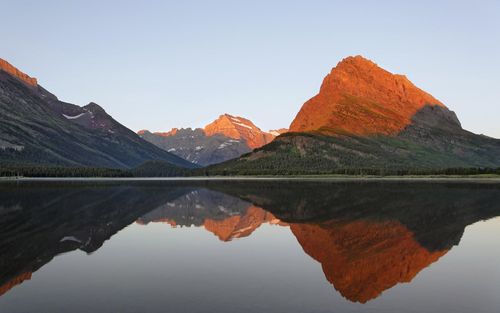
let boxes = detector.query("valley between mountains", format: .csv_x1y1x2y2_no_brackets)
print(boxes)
1,55,499,176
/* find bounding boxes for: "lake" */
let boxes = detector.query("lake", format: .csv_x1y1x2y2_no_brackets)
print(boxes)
1,179,500,313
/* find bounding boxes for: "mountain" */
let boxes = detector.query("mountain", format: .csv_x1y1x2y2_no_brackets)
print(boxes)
139,114,282,166
204,114,275,149
138,128,251,166
289,56,448,135
206,56,500,174
0,58,195,169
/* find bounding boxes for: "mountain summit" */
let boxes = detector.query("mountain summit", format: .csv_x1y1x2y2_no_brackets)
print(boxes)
207,56,500,174
290,55,454,136
204,114,274,149
139,114,281,166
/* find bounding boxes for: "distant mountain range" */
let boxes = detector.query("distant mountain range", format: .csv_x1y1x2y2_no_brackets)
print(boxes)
0,58,195,169
138,114,287,166
208,56,500,174
1,55,499,173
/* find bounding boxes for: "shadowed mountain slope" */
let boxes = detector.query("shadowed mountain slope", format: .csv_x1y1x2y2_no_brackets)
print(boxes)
0,58,195,169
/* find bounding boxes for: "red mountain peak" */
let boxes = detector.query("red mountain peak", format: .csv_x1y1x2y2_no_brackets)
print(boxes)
290,55,445,136
203,114,274,149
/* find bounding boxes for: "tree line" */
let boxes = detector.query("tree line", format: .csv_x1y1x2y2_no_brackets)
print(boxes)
1,164,500,178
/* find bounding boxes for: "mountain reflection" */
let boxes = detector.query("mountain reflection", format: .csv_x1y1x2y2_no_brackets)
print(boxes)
0,182,190,296
290,220,448,302
137,189,282,241
1,180,500,302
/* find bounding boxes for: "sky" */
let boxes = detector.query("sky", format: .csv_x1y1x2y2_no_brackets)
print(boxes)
1,0,499,137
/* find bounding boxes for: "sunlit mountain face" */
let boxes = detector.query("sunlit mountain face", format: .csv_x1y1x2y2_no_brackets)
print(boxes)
1,180,500,311
138,114,284,166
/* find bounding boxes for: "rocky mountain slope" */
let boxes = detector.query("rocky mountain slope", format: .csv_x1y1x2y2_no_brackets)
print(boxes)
289,56,448,135
139,114,284,166
138,128,251,166
204,114,275,149
207,56,500,174
0,58,195,169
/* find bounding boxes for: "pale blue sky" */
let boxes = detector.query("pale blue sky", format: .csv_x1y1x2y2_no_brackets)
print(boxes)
1,0,499,137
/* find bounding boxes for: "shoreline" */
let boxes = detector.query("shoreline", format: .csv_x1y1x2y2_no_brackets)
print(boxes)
2,175,500,183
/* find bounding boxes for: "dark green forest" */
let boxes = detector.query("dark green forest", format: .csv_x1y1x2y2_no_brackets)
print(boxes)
1,162,499,178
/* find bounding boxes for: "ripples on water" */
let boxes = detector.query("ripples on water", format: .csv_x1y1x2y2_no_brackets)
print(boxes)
1,180,500,312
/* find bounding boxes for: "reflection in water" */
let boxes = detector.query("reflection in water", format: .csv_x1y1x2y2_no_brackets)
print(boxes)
1,181,500,306
290,220,448,303
0,272,32,297
137,189,282,241
0,182,189,297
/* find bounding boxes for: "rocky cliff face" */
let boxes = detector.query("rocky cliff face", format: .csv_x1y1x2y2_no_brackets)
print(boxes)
138,128,251,166
139,114,279,166
204,114,275,149
289,56,455,136
0,59,37,87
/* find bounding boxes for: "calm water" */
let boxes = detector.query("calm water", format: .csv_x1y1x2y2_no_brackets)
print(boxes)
1,180,500,313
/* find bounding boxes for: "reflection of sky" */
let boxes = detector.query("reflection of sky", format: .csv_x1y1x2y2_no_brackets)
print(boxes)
1,217,500,313
1,1,499,137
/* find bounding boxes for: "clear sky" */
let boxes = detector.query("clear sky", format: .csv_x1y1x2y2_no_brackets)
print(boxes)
1,0,499,137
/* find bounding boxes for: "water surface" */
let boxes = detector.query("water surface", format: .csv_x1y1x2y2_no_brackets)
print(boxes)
1,180,500,312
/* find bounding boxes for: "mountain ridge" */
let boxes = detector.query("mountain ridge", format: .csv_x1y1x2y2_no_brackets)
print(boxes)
0,59,38,87
0,58,195,169
138,114,282,166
